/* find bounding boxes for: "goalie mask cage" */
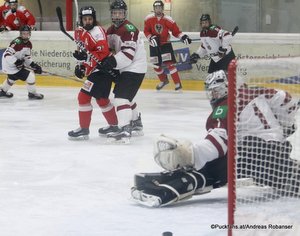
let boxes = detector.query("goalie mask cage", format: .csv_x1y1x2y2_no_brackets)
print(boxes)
227,58,300,236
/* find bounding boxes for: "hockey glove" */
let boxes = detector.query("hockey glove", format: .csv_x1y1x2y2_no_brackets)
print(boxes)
73,50,87,61
15,59,24,69
97,56,117,71
189,53,200,64
218,47,227,58
30,62,42,74
149,35,159,47
74,65,85,79
0,25,7,32
181,34,192,45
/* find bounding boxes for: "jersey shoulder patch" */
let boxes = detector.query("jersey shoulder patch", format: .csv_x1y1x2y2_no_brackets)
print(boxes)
12,38,22,45
212,105,228,119
124,23,137,32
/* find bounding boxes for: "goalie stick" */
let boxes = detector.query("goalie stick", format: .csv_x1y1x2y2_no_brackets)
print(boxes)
55,7,117,78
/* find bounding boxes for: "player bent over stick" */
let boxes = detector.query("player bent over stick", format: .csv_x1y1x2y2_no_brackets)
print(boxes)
131,70,300,207
0,25,43,99
68,6,118,140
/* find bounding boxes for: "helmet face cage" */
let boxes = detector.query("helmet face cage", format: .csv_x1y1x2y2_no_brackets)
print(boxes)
9,0,18,12
205,70,228,104
110,0,127,27
200,14,211,30
19,25,31,41
79,6,96,30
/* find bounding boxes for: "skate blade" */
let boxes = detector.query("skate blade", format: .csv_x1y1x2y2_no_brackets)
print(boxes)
132,130,144,137
105,137,131,144
68,135,89,141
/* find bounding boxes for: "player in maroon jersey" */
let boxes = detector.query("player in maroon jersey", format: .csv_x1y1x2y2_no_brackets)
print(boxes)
3,0,36,31
189,14,235,73
0,0,9,31
144,0,191,91
96,0,147,144
0,25,43,99
68,6,118,140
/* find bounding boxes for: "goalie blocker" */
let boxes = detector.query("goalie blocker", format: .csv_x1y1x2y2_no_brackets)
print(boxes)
131,156,227,207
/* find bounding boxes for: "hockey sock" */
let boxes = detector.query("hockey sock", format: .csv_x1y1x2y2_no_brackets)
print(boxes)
130,102,139,121
154,67,168,82
26,72,37,93
115,98,132,127
1,78,15,91
78,91,92,128
168,65,181,84
96,98,118,126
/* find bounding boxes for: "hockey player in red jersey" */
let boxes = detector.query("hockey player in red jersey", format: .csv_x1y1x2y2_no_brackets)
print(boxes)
144,0,192,91
131,70,300,206
68,6,118,140
0,25,43,99
0,0,9,31
4,0,36,31
189,14,235,73
96,0,147,144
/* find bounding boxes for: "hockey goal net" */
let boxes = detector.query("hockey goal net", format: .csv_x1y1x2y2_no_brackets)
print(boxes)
227,57,300,236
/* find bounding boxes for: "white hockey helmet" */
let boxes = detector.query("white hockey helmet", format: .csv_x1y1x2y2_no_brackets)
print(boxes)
205,70,228,104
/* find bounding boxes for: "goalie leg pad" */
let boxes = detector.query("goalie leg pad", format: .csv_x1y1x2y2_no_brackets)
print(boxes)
131,169,206,207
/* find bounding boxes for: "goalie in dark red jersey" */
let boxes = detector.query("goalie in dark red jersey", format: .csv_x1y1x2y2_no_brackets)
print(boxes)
144,0,192,91
131,70,300,207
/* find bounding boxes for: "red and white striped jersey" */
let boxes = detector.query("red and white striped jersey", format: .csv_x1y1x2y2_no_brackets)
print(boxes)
74,26,110,76
107,20,147,73
1,37,33,74
4,6,36,30
144,13,184,45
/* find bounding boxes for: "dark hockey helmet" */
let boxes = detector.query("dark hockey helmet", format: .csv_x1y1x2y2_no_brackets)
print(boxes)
9,0,18,13
153,0,164,8
205,70,228,105
110,0,127,27
19,25,31,42
79,6,97,30
153,0,164,16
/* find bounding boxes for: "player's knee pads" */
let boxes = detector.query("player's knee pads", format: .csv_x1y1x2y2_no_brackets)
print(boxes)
154,134,194,171
78,91,92,105
96,98,110,107
25,72,36,85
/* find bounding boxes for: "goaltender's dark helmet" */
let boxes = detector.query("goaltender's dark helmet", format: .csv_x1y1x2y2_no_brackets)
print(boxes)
79,6,97,30
110,0,127,27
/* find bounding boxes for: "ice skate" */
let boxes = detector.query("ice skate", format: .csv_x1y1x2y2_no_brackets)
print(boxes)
28,92,44,100
68,127,89,140
98,125,120,136
0,89,13,98
156,79,169,90
131,113,144,136
175,83,182,92
106,124,131,144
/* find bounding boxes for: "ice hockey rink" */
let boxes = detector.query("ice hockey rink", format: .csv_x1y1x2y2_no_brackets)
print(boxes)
0,86,299,236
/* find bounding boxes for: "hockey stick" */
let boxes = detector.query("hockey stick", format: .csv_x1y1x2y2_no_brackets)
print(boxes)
74,0,79,27
163,26,239,44
56,7,117,78
37,0,43,30
41,70,84,83
148,61,191,69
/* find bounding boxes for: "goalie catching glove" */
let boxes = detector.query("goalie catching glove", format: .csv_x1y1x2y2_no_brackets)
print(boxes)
153,134,195,171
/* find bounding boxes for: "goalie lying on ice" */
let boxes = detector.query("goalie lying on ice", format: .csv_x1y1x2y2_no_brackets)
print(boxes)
131,70,300,207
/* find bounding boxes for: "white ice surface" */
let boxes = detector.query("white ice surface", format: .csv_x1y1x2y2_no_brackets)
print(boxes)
1,87,299,236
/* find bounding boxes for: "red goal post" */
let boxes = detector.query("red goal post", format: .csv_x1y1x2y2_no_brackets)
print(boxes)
227,57,300,236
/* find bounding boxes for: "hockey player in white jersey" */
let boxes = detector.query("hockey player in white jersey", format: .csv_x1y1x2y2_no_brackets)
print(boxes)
189,14,236,73
0,25,43,99
131,70,300,207
97,0,147,144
